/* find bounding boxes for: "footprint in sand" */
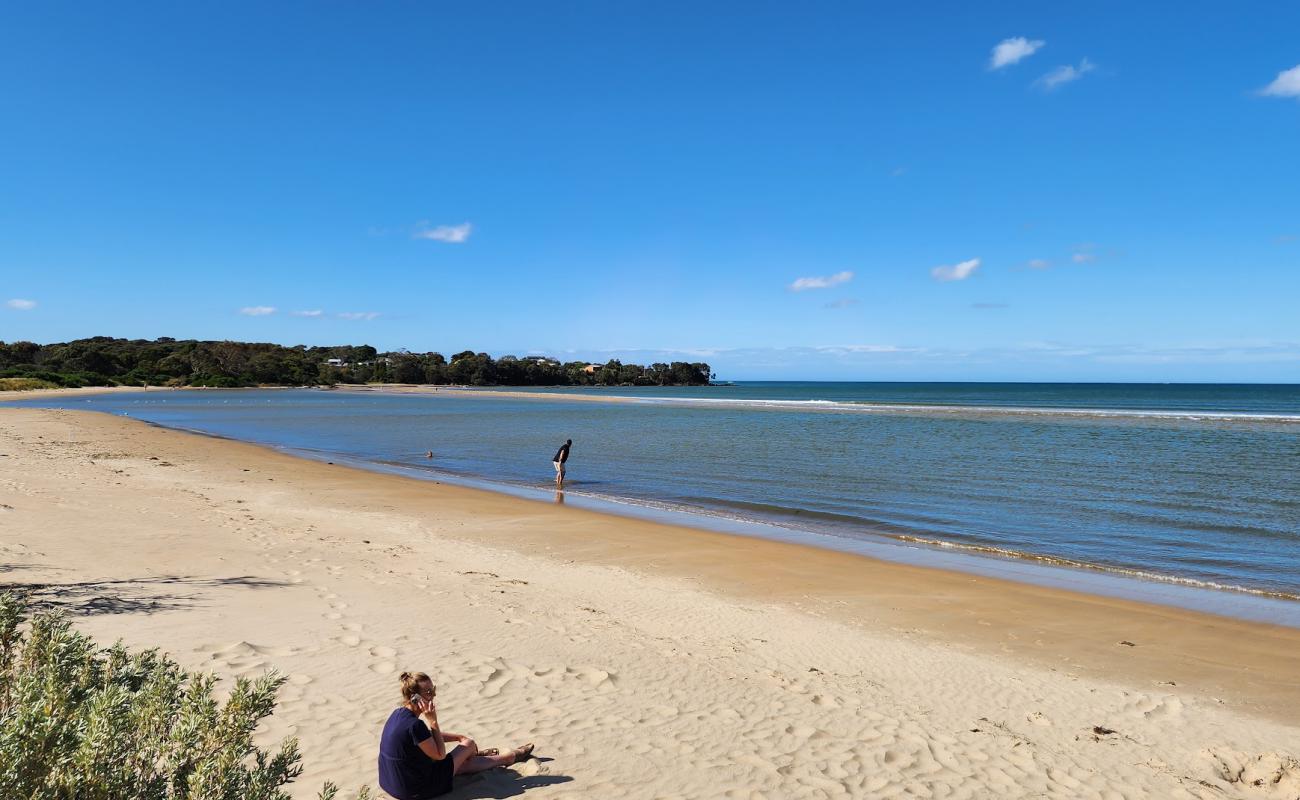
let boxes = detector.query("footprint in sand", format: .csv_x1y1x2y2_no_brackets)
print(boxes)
200,641,298,659
1122,692,1183,719
646,705,679,721
567,666,618,692
338,634,362,647
322,605,355,623
195,641,309,677
370,645,396,659
480,668,513,698
1204,749,1300,790
370,661,396,675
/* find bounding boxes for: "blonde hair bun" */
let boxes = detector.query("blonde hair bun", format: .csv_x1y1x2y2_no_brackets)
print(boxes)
399,671,431,701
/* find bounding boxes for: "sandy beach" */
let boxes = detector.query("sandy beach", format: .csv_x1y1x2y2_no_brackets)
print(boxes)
3,406,1298,798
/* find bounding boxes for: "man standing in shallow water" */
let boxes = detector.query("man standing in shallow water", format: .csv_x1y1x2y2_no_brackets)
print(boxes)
553,438,572,487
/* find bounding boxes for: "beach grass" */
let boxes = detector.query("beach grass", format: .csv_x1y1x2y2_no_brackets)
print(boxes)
0,378,61,391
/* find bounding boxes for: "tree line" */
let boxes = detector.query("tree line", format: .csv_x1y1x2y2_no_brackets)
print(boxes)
0,337,715,388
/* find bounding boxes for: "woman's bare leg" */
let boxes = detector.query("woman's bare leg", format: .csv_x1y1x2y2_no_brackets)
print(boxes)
453,743,533,776
448,739,479,773
454,751,517,775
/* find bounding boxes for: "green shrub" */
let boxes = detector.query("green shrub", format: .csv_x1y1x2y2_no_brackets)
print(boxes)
58,371,114,387
0,368,114,388
1,367,70,384
0,593,368,800
0,377,60,391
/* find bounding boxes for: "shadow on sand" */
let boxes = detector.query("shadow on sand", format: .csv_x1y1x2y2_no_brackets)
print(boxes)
0,571,289,617
449,764,574,799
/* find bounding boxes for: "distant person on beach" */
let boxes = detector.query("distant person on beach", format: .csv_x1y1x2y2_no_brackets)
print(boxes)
378,671,534,800
553,438,572,487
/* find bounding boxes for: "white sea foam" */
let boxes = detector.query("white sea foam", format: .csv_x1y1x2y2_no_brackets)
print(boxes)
585,394,1300,423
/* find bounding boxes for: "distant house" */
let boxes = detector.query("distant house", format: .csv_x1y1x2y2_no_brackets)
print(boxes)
582,364,598,374
325,358,347,367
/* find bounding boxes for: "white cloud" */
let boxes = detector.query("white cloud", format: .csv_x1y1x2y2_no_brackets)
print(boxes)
291,309,324,317
413,221,472,243
931,258,981,282
824,298,860,309
6,298,36,310
1027,258,1051,269
1072,252,1097,264
239,306,276,316
1036,58,1095,91
816,344,907,354
1259,64,1300,98
338,311,381,320
789,271,854,291
990,37,1045,70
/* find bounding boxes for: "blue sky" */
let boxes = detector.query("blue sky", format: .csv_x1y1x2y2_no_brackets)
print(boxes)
2,2,1298,381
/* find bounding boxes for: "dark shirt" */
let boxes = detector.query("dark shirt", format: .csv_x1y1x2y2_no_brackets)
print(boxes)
378,708,454,800
553,442,571,463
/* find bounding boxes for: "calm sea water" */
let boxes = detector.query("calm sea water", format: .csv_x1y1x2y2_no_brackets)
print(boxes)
15,383,1300,606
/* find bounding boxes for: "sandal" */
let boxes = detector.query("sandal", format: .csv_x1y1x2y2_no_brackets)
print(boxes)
512,743,535,763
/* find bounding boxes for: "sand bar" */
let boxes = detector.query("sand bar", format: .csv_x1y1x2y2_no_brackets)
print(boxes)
0,385,153,402
2,407,1298,797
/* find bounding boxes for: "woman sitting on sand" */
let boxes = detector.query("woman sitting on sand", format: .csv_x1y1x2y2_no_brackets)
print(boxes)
378,671,534,800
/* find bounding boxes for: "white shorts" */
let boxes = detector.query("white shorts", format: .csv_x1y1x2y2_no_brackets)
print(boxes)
554,461,565,473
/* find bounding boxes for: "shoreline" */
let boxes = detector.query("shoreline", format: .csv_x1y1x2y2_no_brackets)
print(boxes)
0,384,155,402
312,448,1300,625
5,406,1300,723
9,384,1300,626
3,407,1298,795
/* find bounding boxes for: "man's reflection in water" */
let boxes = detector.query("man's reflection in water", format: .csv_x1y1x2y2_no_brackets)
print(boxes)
554,489,565,505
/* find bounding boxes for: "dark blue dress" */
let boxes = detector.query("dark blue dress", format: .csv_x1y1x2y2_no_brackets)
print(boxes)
378,708,455,799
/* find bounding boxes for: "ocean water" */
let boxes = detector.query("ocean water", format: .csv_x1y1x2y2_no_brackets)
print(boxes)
14,383,1300,610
